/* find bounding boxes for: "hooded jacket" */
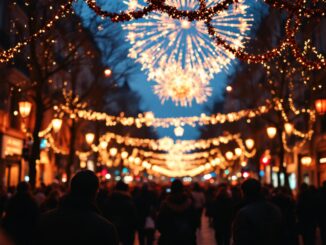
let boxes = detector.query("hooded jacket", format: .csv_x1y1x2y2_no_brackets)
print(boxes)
157,192,197,245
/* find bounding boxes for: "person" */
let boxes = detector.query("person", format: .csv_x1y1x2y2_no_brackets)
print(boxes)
212,184,233,245
35,170,118,245
297,183,318,245
232,178,283,245
103,181,137,245
319,181,326,245
41,189,61,212
271,187,298,245
2,182,40,245
0,184,7,220
134,184,158,245
191,182,205,229
156,179,197,245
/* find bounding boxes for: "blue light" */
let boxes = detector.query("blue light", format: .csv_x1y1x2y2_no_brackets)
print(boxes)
259,170,265,177
122,167,129,174
40,139,47,149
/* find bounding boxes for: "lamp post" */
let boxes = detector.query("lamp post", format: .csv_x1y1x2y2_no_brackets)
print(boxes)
284,123,294,135
85,133,95,145
315,99,326,115
245,138,255,150
266,126,277,139
18,101,32,118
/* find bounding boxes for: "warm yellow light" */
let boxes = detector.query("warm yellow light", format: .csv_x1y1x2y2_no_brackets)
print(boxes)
225,151,234,160
266,126,277,139
284,123,293,135
104,68,112,77
235,148,242,156
174,126,184,137
181,19,191,29
18,101,32,118
134,157,141,165
241,161,247,167
320,158,326,164
85,133,95,145
226,86,233,92
245,138,255,150
80,161,87,168
52,118,62,133
121,151,129,159
301,156,312,166
109,147,118,156
100,141,108,149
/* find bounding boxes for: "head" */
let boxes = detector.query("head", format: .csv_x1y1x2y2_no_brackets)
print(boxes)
17,181,31,194
70,170,99,202
323,181,326,189
241,178,261,199
115,180,129,192
217,184,228,198
193,182,201,191
171,179,183,194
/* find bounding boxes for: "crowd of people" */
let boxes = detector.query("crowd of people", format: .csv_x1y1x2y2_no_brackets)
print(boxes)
0,170,326,245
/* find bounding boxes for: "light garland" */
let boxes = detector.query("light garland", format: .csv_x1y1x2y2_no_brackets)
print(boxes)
0,1,74,64
58,94,273,128
98,131,252,152
1,0,325,71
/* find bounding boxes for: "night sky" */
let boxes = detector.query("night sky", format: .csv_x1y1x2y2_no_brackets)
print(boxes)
77,0,262,140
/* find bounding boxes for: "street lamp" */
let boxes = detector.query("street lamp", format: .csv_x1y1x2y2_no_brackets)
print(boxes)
85,133,95,145
315,99,326,115
245,138,255,150
51,118,62,133
301,156,312,166
18,101,32,118
266,126,277,139
284,122,293,135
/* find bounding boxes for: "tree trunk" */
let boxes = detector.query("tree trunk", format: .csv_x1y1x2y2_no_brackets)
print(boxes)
278,129,289,187
67,119,76,182
29,95,44,188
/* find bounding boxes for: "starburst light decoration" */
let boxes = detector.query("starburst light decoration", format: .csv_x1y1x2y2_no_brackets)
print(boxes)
122,0,253,106
152,62,212,106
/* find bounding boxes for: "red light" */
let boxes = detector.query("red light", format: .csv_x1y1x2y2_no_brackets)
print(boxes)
262,157,269,164
101,169,108,176
260,155,271,165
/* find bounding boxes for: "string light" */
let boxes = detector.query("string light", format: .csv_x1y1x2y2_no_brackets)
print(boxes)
0,1,74,63
58,93,273,128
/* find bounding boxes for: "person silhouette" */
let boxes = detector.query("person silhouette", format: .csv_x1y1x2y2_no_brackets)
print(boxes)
2,182,40,245
35,170,118,245
157,179,197,245
232,178,283,245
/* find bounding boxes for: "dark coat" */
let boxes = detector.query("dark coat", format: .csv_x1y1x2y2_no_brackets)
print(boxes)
232,199,283,245
103,191,137,245
2,192,40,245
35,195,118,245
157,192,197,245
